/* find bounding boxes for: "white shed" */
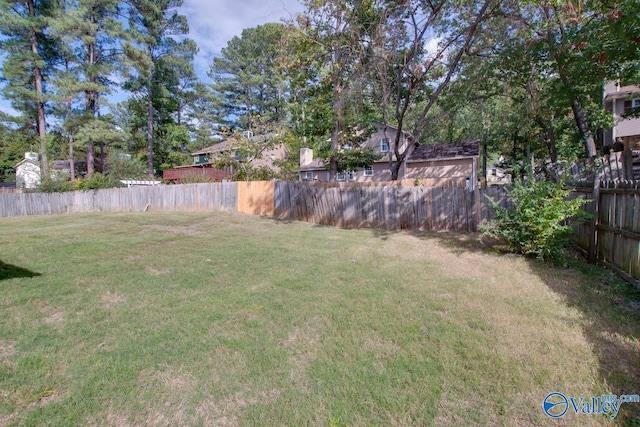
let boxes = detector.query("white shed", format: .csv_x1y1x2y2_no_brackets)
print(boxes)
15,152,41,189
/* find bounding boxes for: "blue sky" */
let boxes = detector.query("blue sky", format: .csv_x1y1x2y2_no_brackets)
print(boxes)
0,0,303,117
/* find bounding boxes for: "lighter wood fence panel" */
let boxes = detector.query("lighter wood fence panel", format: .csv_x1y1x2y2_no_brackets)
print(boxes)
0,183,238,217
237,181,274,216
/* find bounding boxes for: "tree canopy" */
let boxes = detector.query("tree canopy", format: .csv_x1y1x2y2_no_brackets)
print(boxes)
0,0,638,182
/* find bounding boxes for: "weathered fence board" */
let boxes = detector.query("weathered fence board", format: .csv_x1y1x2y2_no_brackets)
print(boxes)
271,181,508,232
572,180,640,288
0,182,238,217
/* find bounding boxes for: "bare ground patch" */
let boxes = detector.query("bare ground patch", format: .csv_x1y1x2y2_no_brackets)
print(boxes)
142,224,201,236
41,306,65,327
144,265,171,276
0,340,16,360
195,389,281,426
101,291,126,309
279,316,326,393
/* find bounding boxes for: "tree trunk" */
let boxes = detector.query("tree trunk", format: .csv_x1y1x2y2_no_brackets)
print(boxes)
27,0,47,177
329,125,339,181
97,94,105,171
482,127,488,181
67,97,75,181
147,69,154,176
547,117,558,164
570,99,597,158
390,160,401,181
85,38,96,176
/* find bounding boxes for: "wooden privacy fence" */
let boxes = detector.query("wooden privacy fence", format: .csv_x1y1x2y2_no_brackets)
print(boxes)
572,180,640,288
273,181,508,232
0,182,237,217
0,180,509,232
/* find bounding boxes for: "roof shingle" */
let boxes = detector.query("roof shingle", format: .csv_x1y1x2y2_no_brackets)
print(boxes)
408,140,480,161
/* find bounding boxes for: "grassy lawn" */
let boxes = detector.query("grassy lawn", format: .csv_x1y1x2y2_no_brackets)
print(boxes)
0,211,639,426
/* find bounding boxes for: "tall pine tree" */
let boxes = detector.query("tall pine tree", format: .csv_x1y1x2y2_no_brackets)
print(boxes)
0,0,60,176
123,0,197,175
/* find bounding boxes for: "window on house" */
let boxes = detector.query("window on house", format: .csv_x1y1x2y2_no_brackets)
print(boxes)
337,172,346,181
381,138,390,153
348,171,356,181
364,166,373,176
305,171,313,181
624,98,640,115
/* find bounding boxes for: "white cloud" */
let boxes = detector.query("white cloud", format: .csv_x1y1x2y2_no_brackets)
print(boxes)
0,102,19,117
180,0,303,80
0,1,305,117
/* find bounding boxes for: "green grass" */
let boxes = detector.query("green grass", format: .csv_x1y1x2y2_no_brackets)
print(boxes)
0,211,639,426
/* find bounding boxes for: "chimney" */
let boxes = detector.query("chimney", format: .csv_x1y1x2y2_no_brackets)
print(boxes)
300,147,313,167
25,152,38,162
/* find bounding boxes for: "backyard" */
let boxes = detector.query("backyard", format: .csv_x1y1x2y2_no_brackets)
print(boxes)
0,211,639,426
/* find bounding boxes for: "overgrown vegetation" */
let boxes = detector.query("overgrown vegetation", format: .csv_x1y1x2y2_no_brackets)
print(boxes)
481,178,588,261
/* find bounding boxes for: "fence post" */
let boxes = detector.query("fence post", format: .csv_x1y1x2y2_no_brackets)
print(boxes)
588,177,600,264
474,184,482,231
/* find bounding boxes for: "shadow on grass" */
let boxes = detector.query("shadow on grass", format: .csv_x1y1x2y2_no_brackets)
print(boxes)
529,258,640,423
417,232,640,423
0,260,41,281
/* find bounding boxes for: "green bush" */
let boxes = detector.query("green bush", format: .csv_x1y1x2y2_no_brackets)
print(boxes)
73,173,120,190
232,166,277,181
36,174,74,193
105,152,147,181
481,178,587,262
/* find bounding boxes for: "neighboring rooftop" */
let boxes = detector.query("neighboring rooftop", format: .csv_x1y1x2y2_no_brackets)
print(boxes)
604,84,640,100
299,159,326,172
408,140,480,162
191,140,236,156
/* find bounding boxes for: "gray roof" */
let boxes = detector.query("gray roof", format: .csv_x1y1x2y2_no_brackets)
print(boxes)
191,139,237,155
299,159,326,172
408,140,480,161
604,84,640,101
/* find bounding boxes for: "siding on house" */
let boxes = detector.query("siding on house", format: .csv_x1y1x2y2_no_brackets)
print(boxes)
405,158,474,179
299,137,480,189
604,82,640,145
15,157,41,189
605,97,640,139
298,123,415,182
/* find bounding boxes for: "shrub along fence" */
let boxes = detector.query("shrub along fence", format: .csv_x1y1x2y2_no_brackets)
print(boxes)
572,180,640,288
